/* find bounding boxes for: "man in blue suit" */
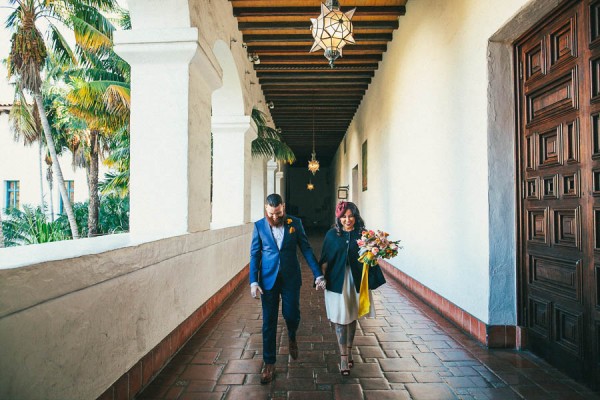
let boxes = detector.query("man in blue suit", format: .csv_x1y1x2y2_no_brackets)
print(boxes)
250,193,326,384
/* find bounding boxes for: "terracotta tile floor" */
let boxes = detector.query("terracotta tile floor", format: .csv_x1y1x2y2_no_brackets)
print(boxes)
138,235,600,400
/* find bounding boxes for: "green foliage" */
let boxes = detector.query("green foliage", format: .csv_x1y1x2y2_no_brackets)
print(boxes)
1,195,129,246
99,126,129,197
56,195,130,237
2,206,68,247
251,108,296,164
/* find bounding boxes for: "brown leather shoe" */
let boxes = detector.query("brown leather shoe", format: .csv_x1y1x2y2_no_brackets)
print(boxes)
260,363,275,384
289,338,298,360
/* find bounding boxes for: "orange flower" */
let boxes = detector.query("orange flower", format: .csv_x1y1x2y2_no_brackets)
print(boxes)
289,227,296,234
286,218,293,225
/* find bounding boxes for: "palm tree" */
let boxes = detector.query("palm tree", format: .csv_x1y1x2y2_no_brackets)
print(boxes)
66,74,130,235
0,210,5,248
64,21,130,235
8,87,45,210
251,107,296,164
99,126,129,197
6,0,119,239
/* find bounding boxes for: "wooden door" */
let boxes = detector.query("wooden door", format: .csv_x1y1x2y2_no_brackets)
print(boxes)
516,0,600,387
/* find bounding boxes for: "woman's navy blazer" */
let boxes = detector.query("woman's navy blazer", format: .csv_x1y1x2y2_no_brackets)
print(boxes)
319,227,386,294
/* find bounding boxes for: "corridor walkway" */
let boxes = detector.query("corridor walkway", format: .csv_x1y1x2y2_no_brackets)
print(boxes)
138,235,600,400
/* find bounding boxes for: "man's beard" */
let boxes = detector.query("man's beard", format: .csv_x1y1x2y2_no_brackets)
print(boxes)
266,213,285,227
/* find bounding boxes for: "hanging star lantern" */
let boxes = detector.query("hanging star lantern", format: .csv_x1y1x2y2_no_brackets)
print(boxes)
310,1,356,68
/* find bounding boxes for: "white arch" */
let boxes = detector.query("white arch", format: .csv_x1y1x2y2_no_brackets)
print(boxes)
210,40,256,228
211,40,244,117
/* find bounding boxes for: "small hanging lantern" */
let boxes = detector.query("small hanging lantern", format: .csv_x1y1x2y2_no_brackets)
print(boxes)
307,181,315,191
310,0,356,68
308,106,320,175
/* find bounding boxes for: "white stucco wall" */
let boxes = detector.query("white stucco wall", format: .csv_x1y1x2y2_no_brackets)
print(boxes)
332,0,546,324
0,112,101,219
0,226,251,399
0,0,270,398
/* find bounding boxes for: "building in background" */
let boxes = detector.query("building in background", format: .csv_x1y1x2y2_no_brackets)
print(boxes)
0,9,101,220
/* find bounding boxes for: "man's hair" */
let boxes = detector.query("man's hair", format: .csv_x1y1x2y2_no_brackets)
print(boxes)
266,193,283,207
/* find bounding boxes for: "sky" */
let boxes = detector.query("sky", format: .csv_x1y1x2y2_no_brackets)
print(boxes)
0,0,128,104
0,5,17,104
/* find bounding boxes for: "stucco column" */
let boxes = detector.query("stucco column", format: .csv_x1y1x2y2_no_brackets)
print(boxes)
114,28,219,240
251,158,266,221
275,169,284,199
211,116,257,228
266,159,277,195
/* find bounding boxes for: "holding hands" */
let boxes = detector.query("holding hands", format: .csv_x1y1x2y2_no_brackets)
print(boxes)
315,276,326,290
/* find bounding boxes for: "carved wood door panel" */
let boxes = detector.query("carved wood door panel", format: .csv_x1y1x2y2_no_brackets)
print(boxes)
516,0,599,386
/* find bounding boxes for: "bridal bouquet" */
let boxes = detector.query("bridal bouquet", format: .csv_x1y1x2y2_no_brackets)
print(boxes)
356,229,401,317
357,229,401,267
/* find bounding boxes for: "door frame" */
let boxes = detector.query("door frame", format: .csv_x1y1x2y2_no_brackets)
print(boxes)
485,0,566,329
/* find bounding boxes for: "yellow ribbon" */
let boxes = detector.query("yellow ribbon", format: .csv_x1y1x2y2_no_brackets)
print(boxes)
358,262,370,318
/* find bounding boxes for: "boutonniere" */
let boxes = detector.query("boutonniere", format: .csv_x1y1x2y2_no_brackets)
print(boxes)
286,218,294,233
286,218,292,225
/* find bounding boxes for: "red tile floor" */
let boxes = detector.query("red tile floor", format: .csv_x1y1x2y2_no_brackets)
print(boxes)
138,235,600,400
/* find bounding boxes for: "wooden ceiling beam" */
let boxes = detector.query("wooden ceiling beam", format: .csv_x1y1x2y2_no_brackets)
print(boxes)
232,6,406,17
238,20,399,30
257,71,374,78
259,81,370,86
255,65,377,71
243,33,393,42
230,0,407,6
263,87,366,92
229,1,405,162
248,46,386,54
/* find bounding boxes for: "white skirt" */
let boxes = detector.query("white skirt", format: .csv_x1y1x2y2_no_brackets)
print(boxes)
325,263,376,324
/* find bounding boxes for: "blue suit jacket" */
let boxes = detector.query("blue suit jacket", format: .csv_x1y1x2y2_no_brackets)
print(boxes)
249,215,321,291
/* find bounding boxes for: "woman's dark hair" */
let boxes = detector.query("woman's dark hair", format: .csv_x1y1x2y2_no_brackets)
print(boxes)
334,201,365,235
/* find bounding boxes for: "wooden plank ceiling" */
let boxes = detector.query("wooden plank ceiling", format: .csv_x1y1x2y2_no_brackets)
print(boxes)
231,0,407,165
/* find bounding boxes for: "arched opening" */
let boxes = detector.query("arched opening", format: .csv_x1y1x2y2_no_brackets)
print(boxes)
210,40,256,228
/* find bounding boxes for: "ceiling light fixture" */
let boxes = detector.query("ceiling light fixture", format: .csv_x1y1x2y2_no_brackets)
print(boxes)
308,107,320,175
307,180,315,191
310,0,356,68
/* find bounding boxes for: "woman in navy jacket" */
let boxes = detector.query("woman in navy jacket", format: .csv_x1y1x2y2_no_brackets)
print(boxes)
319,201,386,375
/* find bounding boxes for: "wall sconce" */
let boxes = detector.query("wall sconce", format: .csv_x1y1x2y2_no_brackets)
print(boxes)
337,185,349,199
276,127,282,134
267,101,275,109
241,42,248,48
247,53,260,64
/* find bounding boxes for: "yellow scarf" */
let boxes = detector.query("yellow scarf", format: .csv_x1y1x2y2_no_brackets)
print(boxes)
358,262,370,318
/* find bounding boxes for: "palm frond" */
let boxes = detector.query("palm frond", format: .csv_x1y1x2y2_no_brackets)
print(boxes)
104,83,129,115
5,6,19,29
251,137,296,164
117,8,131,30
47,22,77,66
71,2,116,36
251,107,296,163
71,14,112,53
9,94,39,145
65,66,124,82
99,170,129,197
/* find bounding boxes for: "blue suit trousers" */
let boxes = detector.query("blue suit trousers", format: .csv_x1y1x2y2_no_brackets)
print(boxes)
261,273,301,364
